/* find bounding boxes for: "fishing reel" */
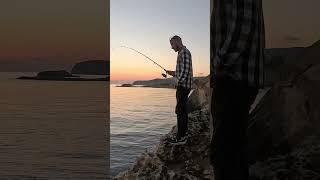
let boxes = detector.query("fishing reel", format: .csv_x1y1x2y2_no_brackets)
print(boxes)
162,72,167,78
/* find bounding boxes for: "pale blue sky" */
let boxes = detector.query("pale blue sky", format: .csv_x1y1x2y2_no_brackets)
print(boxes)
110,0,210,81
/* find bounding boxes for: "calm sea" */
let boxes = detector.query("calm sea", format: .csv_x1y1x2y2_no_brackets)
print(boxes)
110,84,177,176
0,72,109,179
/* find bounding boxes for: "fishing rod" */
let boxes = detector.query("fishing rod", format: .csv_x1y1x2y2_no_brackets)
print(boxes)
120,46,168,78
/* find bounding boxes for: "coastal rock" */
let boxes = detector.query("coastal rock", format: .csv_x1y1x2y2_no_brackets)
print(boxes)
17,69,108,81
132,77,207,89
36,70,74,79
17,70,76,80
71,60,109,75
115,109,211,180
250,135,320,180
187,76,210,113
248,40,320,179
17,70,110,81
264,47,305,85
118,84,133,87
133,78,176,88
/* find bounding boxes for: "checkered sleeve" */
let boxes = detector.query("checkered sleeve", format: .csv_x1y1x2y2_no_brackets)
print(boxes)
219,0,256,66
177,50,191,87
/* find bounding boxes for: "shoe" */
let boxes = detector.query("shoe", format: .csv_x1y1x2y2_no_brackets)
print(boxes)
168,136,187,145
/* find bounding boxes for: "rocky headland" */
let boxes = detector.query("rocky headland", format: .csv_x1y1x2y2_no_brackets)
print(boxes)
117,77,207,89
71,60,109,75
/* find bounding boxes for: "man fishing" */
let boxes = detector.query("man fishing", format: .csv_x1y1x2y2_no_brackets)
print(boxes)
120,36,192,144
166,35,193,145
210,0,265,179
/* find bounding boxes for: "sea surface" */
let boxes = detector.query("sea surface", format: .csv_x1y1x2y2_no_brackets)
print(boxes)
110,84,176,176
0,72,109,179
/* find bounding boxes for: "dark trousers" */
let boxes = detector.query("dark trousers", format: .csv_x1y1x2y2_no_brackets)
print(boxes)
175,86,191,139
210,74,258,180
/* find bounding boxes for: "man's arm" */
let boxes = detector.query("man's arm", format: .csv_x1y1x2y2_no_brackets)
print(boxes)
167,70,175,77
219,0,256,66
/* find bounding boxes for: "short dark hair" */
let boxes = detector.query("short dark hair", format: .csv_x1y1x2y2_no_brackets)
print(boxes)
170,35,181,42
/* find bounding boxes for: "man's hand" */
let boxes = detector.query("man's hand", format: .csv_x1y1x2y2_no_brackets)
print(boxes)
166,70,175,77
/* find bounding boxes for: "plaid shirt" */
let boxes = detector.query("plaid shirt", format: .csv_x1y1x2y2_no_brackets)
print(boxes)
175,46,193,89
210,0,265,88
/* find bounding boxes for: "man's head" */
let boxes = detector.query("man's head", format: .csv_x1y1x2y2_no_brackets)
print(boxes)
170,35,183,52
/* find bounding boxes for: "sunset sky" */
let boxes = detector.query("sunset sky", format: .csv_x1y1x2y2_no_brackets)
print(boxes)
110,0,210,83
111,0,320,83
0,0,109,72
1,0,320,77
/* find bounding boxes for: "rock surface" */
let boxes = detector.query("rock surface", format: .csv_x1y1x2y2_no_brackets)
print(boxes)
115,109,212,180
248,41,320,179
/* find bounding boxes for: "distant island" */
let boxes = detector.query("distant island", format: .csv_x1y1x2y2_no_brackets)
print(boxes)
132,78,176,88
17,60,109,81
117,77,207,89
71,60,109,75
116,84,134,87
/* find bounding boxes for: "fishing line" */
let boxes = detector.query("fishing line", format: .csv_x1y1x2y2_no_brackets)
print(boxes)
119,46,168,78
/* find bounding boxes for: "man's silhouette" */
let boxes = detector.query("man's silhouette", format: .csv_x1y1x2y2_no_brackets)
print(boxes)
167,35,193,145
210,0,265,179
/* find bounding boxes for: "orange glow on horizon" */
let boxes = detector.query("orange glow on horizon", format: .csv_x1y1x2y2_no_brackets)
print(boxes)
110,49,176,81
111,69,165,81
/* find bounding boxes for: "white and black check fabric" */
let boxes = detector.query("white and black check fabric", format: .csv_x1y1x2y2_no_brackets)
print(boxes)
210,0,265,88
175,46,193,89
